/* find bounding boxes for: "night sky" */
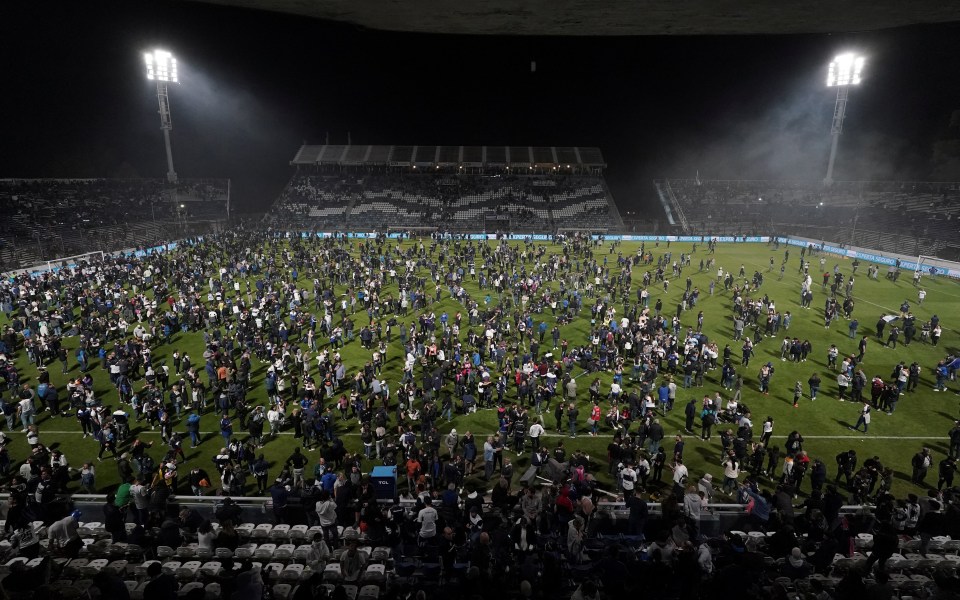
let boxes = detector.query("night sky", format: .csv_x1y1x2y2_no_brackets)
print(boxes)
2,2,960,215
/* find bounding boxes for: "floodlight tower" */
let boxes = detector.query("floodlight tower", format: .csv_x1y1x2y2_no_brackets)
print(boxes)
145,50,179,184
824,53,865,185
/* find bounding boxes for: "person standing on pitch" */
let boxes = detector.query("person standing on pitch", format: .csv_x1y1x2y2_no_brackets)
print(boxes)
850,402,871,434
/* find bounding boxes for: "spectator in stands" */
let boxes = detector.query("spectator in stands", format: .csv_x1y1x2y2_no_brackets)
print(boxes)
214,519,240,551
316,489,339,547
91,571,130,600
143,561,177,600
780,547,813,579
47,510,83,558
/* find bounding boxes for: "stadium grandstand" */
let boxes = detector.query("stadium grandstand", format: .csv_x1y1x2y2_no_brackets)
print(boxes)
271,144,626,234
0,178,230,271
658,179,960,260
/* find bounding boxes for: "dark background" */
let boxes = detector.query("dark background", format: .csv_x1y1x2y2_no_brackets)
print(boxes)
2,1,959,215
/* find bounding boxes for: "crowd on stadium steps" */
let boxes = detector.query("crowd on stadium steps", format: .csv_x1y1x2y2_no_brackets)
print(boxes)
0,179,176,232
1,229,959,598
669,180,960,253
272,172,611,230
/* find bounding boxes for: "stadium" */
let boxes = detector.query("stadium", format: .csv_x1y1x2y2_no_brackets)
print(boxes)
1,2,960,600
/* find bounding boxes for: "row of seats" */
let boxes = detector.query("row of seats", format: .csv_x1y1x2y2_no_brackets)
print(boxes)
74,521,349,544
1,557,387,599
37,579,372,600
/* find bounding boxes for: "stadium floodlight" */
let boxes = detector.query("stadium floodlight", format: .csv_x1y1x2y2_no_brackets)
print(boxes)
826,53,864,87
145,50,178,83
824,53,865,185
145,49,179,183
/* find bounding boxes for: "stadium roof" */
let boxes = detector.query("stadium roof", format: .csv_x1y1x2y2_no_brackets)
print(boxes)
291,145,606,168
189,0,960,35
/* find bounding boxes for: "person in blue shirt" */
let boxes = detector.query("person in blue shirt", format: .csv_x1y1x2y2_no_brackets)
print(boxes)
186,412,201,448
658,382,670,415
219,414,233,446
320,469,337,492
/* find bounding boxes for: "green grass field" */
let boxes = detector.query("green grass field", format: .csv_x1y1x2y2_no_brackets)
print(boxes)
4,237,957,501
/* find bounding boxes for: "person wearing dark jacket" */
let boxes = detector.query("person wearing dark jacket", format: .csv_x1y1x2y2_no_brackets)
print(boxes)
92,571,131,600
684,399,697,434
823,485,845,524
918,501,946,556
810,460,827,494
188,467,212,497
270,481,290,524
143,561,177,600
156,517,183,549
215,497,242,523
864,523,899,573
103,493,127,542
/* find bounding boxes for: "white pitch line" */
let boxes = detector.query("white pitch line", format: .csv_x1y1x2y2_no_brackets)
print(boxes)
18,430,945,441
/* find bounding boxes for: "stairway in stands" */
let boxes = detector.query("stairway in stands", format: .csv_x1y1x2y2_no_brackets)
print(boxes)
343,193,359,229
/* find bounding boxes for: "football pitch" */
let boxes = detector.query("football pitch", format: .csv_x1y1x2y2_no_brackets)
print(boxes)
4,237,958,501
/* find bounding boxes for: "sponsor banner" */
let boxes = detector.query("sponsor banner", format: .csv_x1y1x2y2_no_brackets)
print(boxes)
507,234,551,241
602,235,769,243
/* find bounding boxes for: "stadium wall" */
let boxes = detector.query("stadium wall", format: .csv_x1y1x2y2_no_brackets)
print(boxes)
777,235,960,279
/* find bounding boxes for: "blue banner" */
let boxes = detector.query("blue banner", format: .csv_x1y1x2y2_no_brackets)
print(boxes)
605,235,769,243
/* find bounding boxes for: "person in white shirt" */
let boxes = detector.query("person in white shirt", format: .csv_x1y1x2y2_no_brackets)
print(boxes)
48,511,83,557
416,496,439,540
620,463,637,493
673,459,689,496
528,420,545,452
760,417,774,447
697,542,714,575
267,408,283,436
721,453,740,495
609,381,622,400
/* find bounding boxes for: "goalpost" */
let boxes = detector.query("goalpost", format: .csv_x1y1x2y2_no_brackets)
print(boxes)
46,250,105,273
916,255,960,280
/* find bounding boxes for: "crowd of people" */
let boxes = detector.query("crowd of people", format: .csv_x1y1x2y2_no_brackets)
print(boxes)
0,228,958,599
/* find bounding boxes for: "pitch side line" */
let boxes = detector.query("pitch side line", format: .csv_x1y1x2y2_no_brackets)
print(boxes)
19,430,944,441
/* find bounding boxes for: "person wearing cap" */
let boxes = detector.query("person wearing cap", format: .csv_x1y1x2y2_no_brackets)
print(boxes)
48,510,83,557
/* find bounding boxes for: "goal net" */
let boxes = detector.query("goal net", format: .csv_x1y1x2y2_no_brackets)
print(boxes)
916,255,960,280
46,250,105,273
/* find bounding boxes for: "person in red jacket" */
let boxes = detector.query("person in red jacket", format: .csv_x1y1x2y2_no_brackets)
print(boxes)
589,402,602,436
